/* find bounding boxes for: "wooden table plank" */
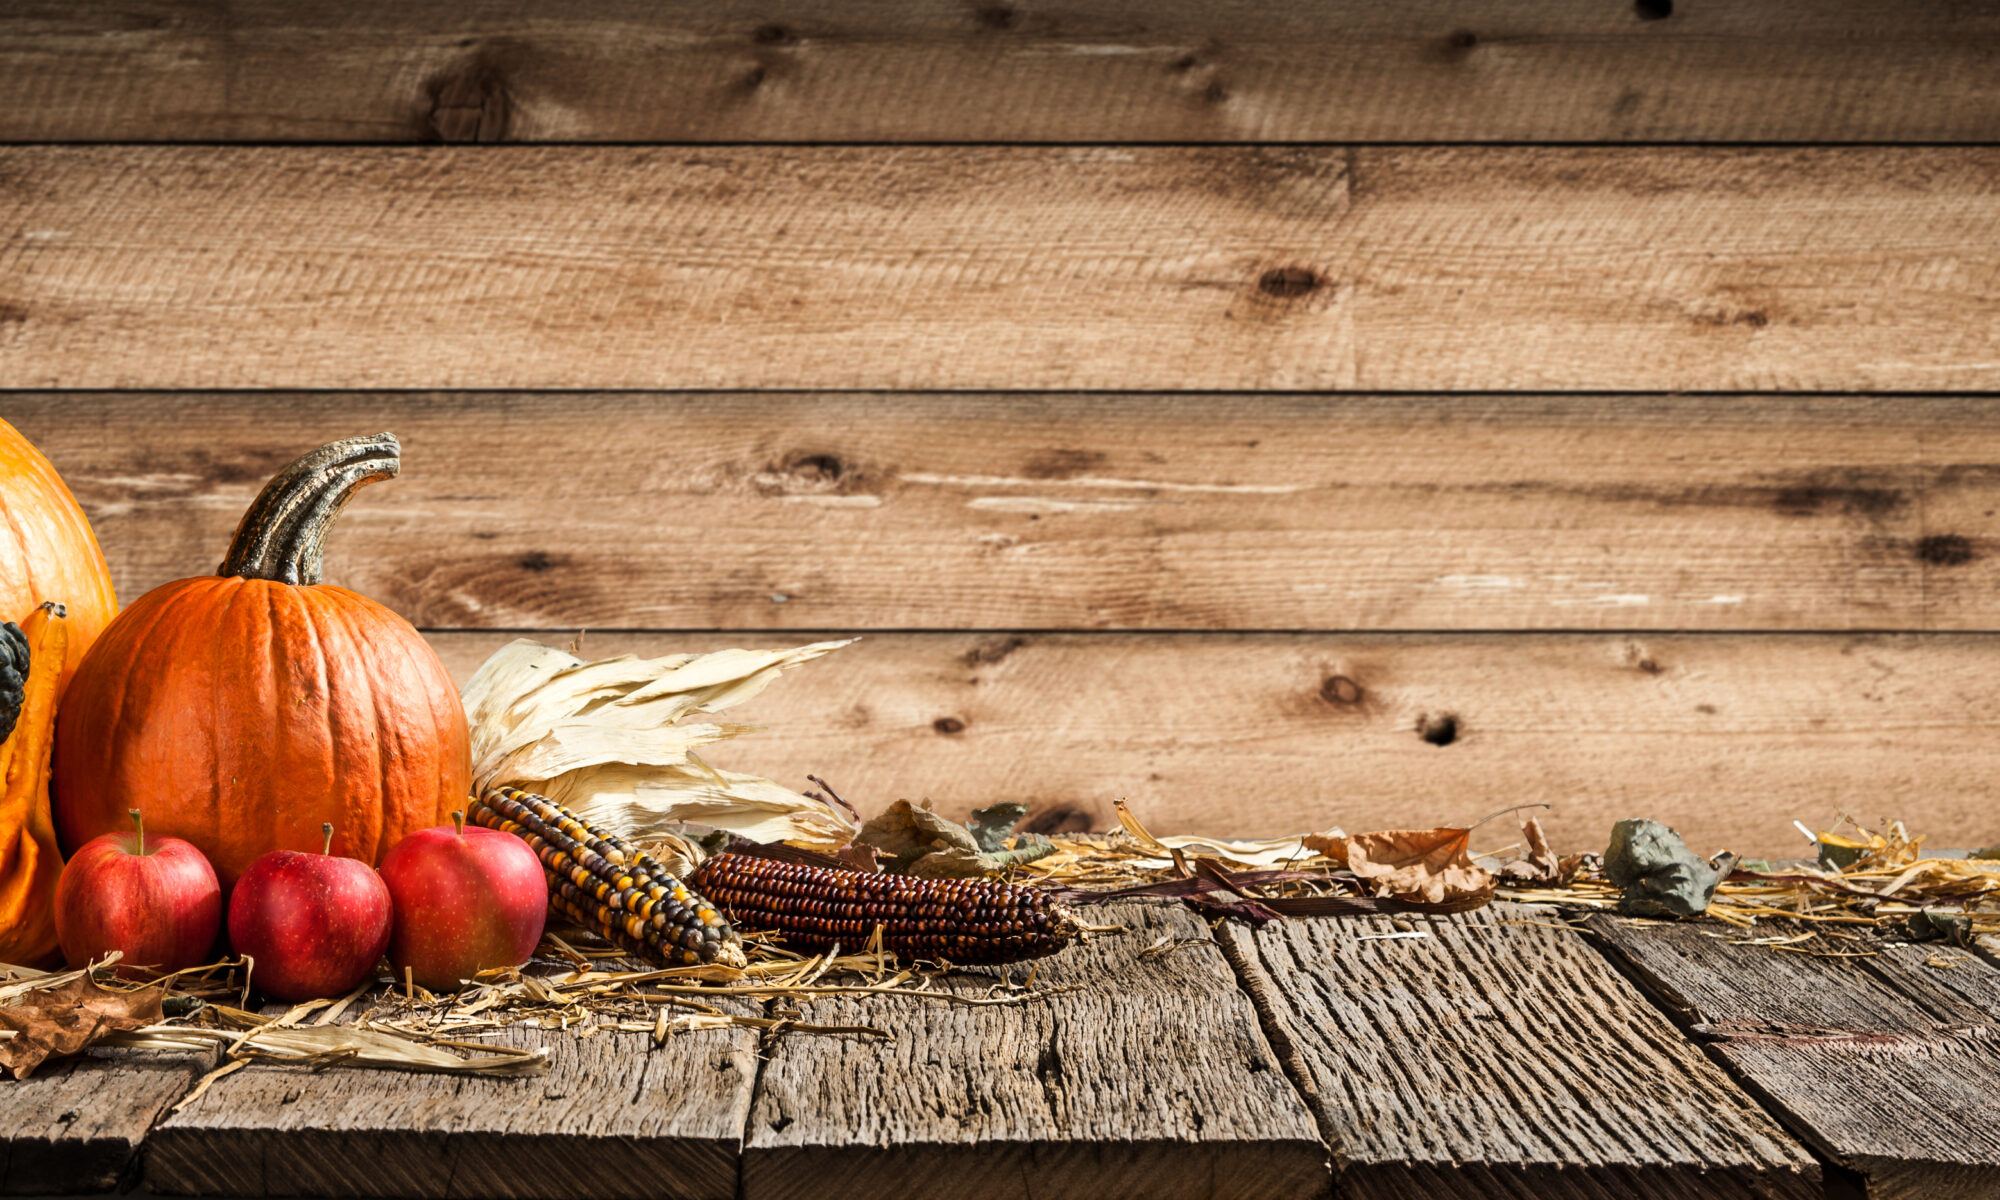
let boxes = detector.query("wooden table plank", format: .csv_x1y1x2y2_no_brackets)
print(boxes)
145,1002,758,1200
1592,916,2000,1199
4,148,1997,392
741,901,1325,1200
420,630,2000,860
3,1,1998,143
0,1046,214,1195
16,391,2000,634
1217,903,1819,1199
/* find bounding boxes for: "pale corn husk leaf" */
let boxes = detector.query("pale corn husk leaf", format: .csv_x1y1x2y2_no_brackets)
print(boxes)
1113,800,1343,870
465,637,859,850
541,758,858,849
486,721,742,787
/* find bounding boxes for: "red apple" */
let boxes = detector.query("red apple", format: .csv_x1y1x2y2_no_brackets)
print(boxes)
380,811,547,990
55,808,221,975
228,823,392,1002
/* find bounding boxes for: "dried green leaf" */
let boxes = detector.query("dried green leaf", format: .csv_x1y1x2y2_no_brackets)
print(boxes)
967,802,1029,853
1605,819,1731,918
859,800,981,872
1901,909,1974,946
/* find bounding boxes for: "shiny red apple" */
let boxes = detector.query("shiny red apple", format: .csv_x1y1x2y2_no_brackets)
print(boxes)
55,808,221,975
380,811,547,991
228,823,392,1002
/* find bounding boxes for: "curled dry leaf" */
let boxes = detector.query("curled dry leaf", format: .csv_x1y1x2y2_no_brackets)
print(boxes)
857,799,1055,877
860,799,981,871
1497,818,1584,887
462,637,859,849
1345,827,1495,909
0,973,161,1080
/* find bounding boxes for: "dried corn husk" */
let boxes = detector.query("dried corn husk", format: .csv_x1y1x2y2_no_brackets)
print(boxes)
1113,800,1343,869
105,1016,549,1078
464,638,859,851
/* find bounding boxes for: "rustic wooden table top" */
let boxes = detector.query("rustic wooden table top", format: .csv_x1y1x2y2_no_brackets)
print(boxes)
6,900,1995,1200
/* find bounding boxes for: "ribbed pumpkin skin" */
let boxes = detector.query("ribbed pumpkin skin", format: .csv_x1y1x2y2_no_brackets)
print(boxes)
0,418,117,694
53,577,469,889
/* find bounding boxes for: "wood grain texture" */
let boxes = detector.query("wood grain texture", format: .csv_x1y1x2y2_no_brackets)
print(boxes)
0,1046,214,1195
1215,903,1817,1200
1591,917,2000,1200
741,901,1325,1200
3,1,1998,143
15,392,2000,633
146,1004,758,1200
425,630,2000,859
4,148,1997,391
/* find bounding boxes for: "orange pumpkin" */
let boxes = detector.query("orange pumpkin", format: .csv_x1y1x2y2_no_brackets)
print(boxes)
53,434,469,889
0,418,117,694
0,603,69,966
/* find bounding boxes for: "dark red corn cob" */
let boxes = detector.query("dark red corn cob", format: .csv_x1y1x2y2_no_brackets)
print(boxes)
688,853,1079,964
469,786,746,969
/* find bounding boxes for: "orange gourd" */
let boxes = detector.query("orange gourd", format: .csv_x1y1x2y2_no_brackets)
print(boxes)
53,434,469,889
0,604,68,965
0,417,117,696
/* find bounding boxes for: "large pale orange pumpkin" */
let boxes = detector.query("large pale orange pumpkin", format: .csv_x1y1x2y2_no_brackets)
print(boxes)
54,434,469,889
0,418,117,694
0,603,69,966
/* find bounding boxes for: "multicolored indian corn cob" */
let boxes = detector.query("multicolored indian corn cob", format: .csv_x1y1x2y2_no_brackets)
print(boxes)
468,786,746,969
689,853,1079,964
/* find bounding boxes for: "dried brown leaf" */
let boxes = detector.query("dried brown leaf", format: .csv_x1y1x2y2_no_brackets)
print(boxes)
0,974,162,1079
1346,827,1494,906
1303,834,1348,865
1497,818,1583,887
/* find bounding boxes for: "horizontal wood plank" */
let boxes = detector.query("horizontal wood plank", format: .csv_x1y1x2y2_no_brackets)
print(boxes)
3,148,1996,391
742,901,1325,1200
146,1000,758,1200
0,1046,215,1195
14,392,2000,633
3,1,1998,143
426,630,2000,859
1591,917,2000,1199
1217,903,1817,1199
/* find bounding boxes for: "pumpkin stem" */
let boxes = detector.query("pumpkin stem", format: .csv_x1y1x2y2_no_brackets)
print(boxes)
218,434,401,585
129,808,145,857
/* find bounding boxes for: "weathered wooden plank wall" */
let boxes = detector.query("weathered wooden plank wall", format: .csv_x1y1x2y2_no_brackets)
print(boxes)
10,393,1998,632
4,3,1999,857
4,1,1997,142
6,148,1998,391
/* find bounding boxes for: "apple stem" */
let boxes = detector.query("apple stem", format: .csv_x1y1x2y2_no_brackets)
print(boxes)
452,809,465,836
128,808,144,857
321,823,334,856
